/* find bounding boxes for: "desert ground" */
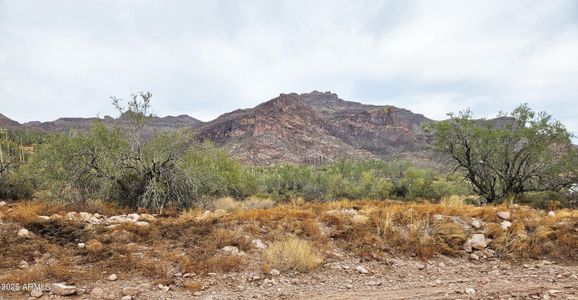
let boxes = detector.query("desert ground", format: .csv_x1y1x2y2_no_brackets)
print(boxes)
0,198,576,299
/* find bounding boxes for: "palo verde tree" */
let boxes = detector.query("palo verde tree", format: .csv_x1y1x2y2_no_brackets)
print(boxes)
433,104,577,203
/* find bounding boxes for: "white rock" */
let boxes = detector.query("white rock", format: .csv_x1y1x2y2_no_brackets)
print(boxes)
127,213,140,221
269,269,280,276
470,253,480,261
222,246,239,255
66,212,79,221
465,287,476,295
30,289,43,298
38,216,50,220
158,284,170,292
18,228,31,238
121,286,141,296
356,266,368,274
548,211,556,217
107,274,118,281
79,212,93,222
77,243,86,249
121,296,132,300
366,281,382,286
471,219,483,229
497,211,511,220
51,283,77,296
0,201,6,207
501,220,512,230
108,215,129,224
193,291,202,296
134,221,149,226
416,263,426,270
466,234,487,250
18,260,29,269
252,239,267,250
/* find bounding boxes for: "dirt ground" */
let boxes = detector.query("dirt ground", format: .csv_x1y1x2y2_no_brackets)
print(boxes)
2,255,577,299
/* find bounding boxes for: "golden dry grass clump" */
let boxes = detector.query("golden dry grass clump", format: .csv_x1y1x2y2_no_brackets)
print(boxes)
264,237,323,272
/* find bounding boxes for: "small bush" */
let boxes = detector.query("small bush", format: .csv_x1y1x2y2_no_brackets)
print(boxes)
264,237,322,272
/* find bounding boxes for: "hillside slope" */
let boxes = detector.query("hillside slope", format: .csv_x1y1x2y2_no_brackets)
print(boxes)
197,91,436,166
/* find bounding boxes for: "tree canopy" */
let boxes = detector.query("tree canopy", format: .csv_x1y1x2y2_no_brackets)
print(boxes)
433,104,577,203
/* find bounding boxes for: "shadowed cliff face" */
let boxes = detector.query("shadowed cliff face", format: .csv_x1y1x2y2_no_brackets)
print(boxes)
197,91,435,166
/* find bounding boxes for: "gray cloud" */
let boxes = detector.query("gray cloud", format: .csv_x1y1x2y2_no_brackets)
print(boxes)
0,0,577,140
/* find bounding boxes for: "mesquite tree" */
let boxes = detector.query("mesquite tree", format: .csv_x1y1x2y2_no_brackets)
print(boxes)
433,104,577,203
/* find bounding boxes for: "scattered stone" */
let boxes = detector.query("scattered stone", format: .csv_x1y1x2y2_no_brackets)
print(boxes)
466,234,487,250
66,212,79,221
121,296,132,300
90,287,105,298
30,289,43,298
193,291,202,296
548,211,556,217
464,241,473,253
346,284,353,289
416,263,426,270
134,221,149,226
107,274,118,281
0,201,6,207
158,284,170,292
252,239,267,250
79,212,92,222
470,253,480,261
270,269,281,276
497,211,511,220
18,228,31,238
263,278,276,286
471,219,483,229
121,287,141,296
38,215,50,220
77,243,86,249
465,287,476,295
366,281,382,286
174,272,183,277
501,220,512,230
18,260,29,269
356,266,368,274
222,246,239,255
51,283,77,296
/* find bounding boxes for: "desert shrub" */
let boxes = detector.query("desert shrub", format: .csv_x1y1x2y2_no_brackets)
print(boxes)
264,237,323,272
0,169,33,200
517,191,566,210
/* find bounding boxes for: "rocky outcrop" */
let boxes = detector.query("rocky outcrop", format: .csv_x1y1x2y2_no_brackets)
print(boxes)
197,91,434,166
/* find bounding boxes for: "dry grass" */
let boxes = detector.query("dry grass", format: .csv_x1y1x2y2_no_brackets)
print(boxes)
0,197,576,291
264,237,323,272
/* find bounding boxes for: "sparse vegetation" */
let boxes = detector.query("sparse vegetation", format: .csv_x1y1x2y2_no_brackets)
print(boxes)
264,237,323,272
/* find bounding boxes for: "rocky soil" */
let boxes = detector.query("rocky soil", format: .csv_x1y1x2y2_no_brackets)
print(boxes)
1,200,577,299
3,254,577,299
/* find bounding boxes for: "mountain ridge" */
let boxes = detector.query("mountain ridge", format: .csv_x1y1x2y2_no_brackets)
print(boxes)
1,91,446,167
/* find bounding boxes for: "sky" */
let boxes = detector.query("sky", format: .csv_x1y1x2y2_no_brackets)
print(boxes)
0,0,577,139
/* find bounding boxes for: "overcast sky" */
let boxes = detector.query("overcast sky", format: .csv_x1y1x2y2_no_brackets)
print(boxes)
0,0,577,139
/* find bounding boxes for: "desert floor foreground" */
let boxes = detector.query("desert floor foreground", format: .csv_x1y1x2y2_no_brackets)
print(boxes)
0,199,576,299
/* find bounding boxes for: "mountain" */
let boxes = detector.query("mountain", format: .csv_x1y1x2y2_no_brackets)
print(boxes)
0,113,21,129
23,114,203,138
1,91,455,167
197,91,437,166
